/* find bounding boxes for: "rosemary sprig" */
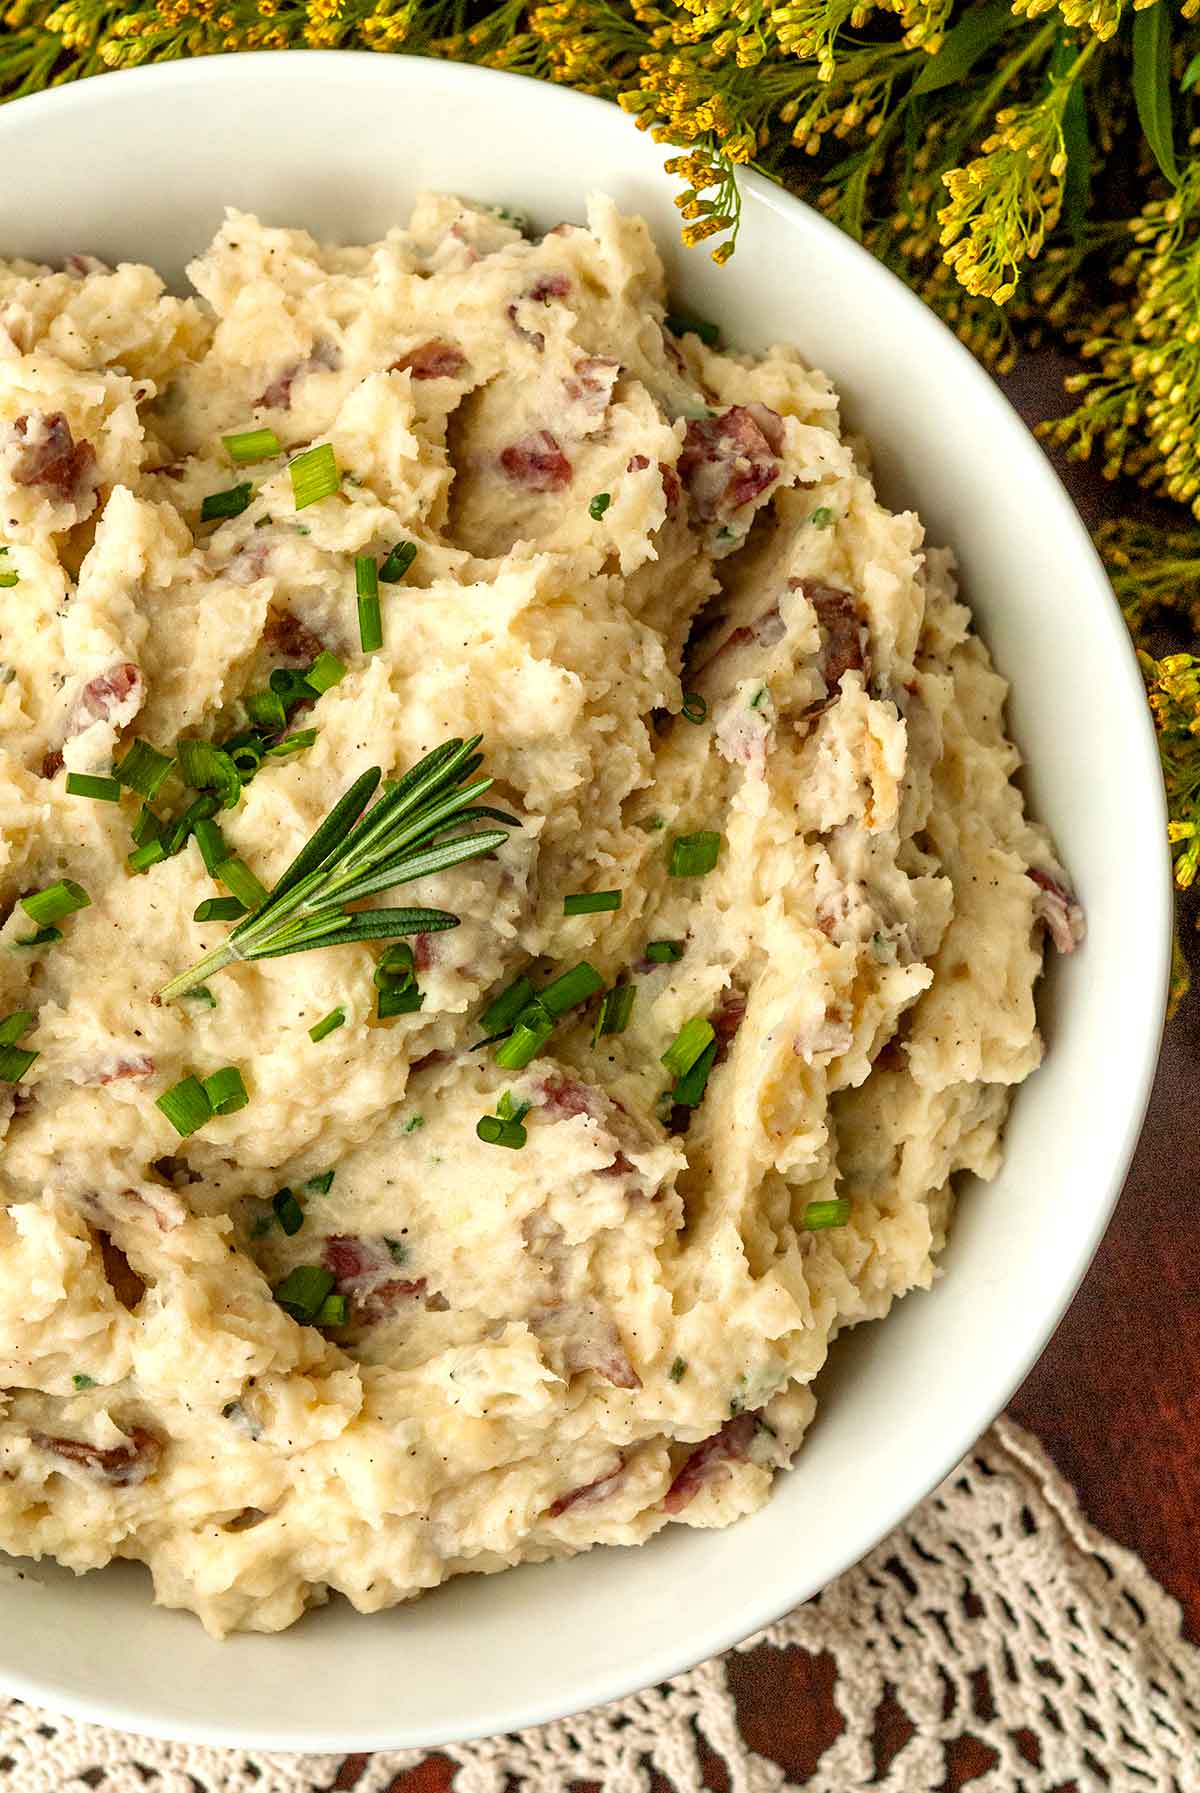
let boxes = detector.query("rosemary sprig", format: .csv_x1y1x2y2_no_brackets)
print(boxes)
159,737,515,1001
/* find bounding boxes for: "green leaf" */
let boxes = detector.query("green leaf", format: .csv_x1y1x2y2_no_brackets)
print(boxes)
910,0,1014,97
1053,33,1091,246
1132,2,1177,187
1183,50,1200,93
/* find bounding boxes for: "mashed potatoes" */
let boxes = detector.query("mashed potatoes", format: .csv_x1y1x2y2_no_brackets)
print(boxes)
0,195,1083,1635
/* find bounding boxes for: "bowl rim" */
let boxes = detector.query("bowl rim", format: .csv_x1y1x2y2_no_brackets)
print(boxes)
0,46,1173,1751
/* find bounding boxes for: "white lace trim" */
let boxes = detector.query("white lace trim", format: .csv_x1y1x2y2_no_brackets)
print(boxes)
1,1420,1196,1792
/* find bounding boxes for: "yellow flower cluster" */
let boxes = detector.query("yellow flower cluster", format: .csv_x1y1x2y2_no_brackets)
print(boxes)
937,85,1072,303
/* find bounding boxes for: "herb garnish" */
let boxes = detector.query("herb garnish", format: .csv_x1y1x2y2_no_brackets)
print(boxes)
802,1198,851,1231
158,736,514,1000
65,773,121,803
563,890,622,915
0,1011,37,1083
309,1006,346,1042
680,692,708,723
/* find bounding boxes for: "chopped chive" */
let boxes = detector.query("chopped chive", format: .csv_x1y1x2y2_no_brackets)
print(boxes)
202,1065,249,1115
309,1006,346,1042
193,817,228,876
72,1373,97,1390
315,1293,347,1327
384,1237,408,1263
14,925,62,949
589,492,611,520
664,309,720,348
176,738,241,809
662,1016,715,1079
20,879,89,927
223,427,280,464
0,1011,34,1046
802,1197,851,1232
162,792,220,859
245,688,288,730
356,555,382,652
668,1356,687,1383
223,731,265,777
194,896,246,923
268,666,318,710
306,650,347,692
680,691,708,724
476,1114,528,1149
593,983,635,1046
672,1038,717,1108
378,983,424,1019
378,541,417,583
155,1073,211,1137
64,772,121,803
645,940,684,964
404,1114,424,1133
181,985,216,1008
273,1264,336,1321
289,442,340,510
272,1187,304,1235
265,727,318,759
0,558,17,589
201,482,253,523
217,857,267,910
808,506,835,528
128,839,166,874
480,974,535,1036
494,1011,555,1071
669,831,721,878
563,890,622,916
497,1090,532,1124
113,739,173,801
540,961,604,1017
0,1011,37,1082
305,1170,335,1194
374,942,415,989
131,804,164,848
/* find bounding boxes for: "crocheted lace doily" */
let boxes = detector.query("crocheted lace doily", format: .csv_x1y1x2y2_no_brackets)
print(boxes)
1,1418,1196,1793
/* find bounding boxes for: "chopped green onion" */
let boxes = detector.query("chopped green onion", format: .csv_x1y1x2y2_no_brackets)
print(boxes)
0,554,17,590
669,831,721,878
265,727,318,759
245,689,288,731
162,792,220,858
563,890,622,916
289,443,340,510
269,667,317,710
113,739,173,801
194,896,246,923
128,839,166,875
750,685,770,710
497,1090,531,1124
664,309,720,347
20,879,89,927
14,926,62,949
306,650,347,692
802,1198,851,1232
808,506,835,528
274,1264,336,1321
480,974,535,1036
223,427,280,464
0,1009,37,1081
378,983,424,1019
309,1006,346,1042
378,542,417,583
356,555,382,652
315,1293,347,1327
681,691,708,724
494,1010,555,1070
193,817,228,876
476,1114,527,1149
305,1170,335,1194
155,1073,211,1137
201,482,253,523
131,804,164,848
593,983,635,1046
176,738,241,809
404,1114,425,1134
181,985,216,1009
384,1237,408,1263
0,1011,34,1046
636,814,666,833
541,961,604,1017
202,1065,249,1115
588,492,611,520
272,1187,304,1235
65,772,121,803
217,857,268,910
672,1038,717,1108
668,1356,687,1383
374,942,415,989
72,1373,97,1390
223,731,265,777
645,940,684,963
662,1016,715,1079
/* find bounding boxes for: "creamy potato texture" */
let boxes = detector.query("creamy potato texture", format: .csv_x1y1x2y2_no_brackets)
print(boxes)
0,196,1083,1635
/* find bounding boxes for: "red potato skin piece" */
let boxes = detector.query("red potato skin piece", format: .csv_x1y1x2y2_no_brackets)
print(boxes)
791,579,869,691
79,662,143,723
262,610,325,665
12,411,96,503
663,1412,757,1514
546,1459,626,1519
32,1427,161,1486
390,339,467,380
320,1235,430,1323
499,431,572,492
1028,868,1084,955
678,406,783,520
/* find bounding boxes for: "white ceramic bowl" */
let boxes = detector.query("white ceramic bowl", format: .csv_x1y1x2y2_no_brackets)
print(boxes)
0,50,1171,1751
